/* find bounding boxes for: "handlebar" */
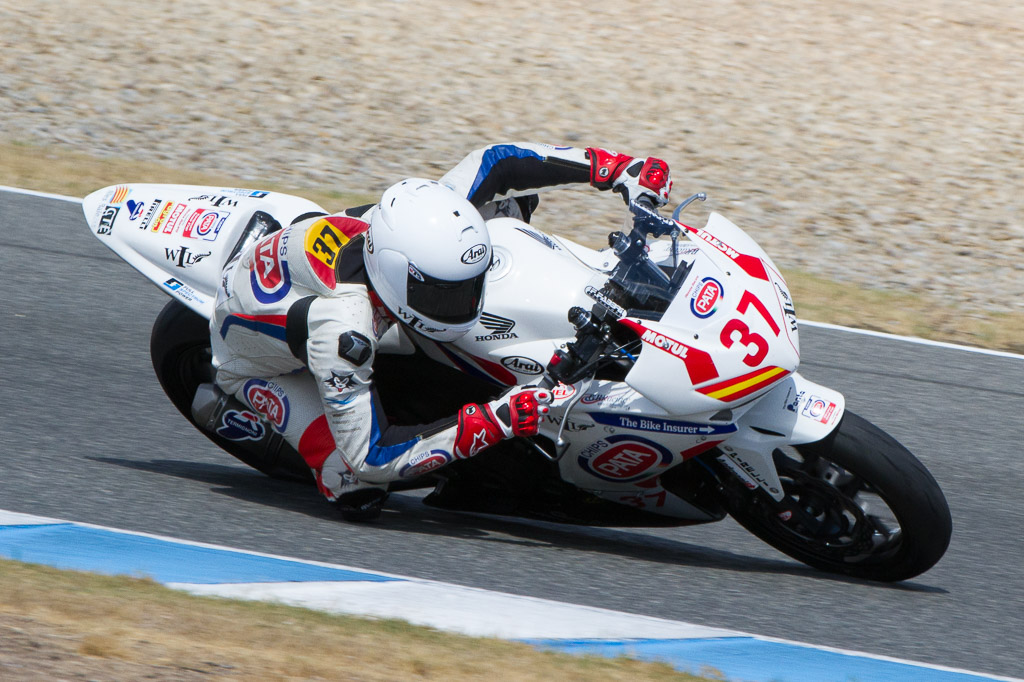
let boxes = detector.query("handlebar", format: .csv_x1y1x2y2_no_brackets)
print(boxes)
543,193,708,388
534,192,711,458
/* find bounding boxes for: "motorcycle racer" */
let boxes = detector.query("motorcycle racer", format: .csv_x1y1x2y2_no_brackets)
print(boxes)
210,142,672,520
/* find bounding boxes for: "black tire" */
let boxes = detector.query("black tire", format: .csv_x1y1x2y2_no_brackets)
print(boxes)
718,411,951,582
149,299,312,483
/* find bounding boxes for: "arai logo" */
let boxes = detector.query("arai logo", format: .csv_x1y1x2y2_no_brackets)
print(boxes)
501,356,543,375
461,243,488,265
690,277,723,318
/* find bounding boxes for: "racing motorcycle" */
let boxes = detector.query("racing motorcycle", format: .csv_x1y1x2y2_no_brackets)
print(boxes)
82,182,952,582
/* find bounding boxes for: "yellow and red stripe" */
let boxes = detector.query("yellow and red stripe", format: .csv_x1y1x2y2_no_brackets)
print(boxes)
697,365,789,402
110,185,129,204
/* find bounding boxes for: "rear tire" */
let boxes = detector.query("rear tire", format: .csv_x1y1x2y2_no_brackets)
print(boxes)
718,411,951,582
149,299,312,483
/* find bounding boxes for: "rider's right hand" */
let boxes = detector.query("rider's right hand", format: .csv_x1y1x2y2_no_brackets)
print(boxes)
453,387,553,458
587,147,673,207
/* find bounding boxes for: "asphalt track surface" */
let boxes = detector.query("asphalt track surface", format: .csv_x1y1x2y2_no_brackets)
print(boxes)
2,189,1023,678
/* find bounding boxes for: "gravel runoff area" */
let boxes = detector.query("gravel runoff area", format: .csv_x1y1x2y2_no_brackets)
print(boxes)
1,0,1021,316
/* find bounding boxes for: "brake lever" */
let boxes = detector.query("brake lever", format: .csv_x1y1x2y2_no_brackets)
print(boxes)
528,374,592,462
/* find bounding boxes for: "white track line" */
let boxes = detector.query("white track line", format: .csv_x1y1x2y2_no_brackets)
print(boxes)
0,184,83,203
797,319,1024,360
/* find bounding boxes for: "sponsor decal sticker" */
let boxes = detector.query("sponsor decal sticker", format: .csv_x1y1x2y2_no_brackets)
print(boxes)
475,312,518,341
188,194,238,207
802,394,838,424
164,245,212,268
501,356,543,375
588,412,736,436
690,277,723,318
687,227,769,281
620,319,720,385
182,208,205,237
216,410,266,441
543,414,594,432
784,388,805,413
552,383,576,401
126,199,144,220
162,277,205,305
249,229,291,303
584,286,627,318
399,449,452,478
150,201,175,232
580,386,636,407
162,203,187,234
323,370,355,392
304,219,349,289
108,185,129,204
460,243,488,264
139,199,162,230
577,434,673,483
243,379,290,431
97,205,119,235
193,210,228,241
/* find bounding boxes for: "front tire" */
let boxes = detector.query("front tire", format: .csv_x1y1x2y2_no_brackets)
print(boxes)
718,411,951,582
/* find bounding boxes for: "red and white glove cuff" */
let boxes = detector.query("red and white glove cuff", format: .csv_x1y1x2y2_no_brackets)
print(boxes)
453,403,505,459
587,147,635,190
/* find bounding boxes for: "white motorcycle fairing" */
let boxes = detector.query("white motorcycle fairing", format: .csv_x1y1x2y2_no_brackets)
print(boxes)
415,212,846,518
84,184,847,521
82,184,326,317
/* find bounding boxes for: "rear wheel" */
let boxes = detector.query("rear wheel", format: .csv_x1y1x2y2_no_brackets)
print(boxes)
718,411,951,582
149,299,312,483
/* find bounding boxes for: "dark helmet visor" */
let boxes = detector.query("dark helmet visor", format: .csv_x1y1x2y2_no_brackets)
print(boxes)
406,267,486,324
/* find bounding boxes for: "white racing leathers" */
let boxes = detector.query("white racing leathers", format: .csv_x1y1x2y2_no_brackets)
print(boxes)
211,214,466,500
211,142,647,501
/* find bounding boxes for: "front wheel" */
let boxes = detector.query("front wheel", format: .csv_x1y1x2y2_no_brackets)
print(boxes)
717,411,951,582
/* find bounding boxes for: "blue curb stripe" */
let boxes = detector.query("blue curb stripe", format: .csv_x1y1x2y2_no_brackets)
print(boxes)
527,637,1001,682
0,524,399,585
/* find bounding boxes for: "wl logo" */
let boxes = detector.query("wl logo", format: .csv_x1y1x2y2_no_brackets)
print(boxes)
165,246,212,268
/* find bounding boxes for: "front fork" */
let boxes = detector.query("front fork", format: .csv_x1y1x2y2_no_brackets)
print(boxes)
715,372,846,502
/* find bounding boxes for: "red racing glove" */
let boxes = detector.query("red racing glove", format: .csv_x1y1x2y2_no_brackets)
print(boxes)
453,387,553,459
587,147,673,207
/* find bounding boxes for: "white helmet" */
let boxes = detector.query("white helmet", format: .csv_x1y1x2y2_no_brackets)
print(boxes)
364,179,491,342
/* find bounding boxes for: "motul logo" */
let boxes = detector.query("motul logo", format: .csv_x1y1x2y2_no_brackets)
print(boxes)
697,230,740,260
640,329,689,359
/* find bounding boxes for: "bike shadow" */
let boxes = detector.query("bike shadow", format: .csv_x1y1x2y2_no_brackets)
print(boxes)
89,456,946,593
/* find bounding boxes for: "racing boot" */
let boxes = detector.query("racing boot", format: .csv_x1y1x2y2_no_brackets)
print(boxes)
336,488,390,522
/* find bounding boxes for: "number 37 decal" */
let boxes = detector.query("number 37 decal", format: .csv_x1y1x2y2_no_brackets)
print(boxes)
720,290,781,367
